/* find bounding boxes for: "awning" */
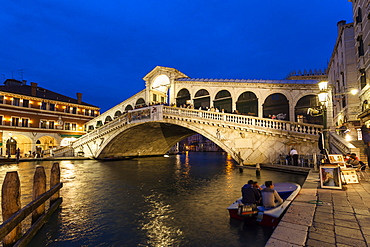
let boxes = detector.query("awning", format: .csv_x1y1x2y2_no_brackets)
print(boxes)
60,134,82,138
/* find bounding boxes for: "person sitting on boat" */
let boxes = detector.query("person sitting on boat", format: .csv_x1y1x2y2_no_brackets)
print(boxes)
252,181,262,205
261,181,283,208
241,180,261,205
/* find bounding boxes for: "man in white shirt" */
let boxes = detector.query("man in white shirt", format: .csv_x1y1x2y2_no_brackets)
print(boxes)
290,148,299,166
261,181,283,208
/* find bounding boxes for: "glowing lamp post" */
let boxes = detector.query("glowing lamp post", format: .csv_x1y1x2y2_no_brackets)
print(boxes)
318,81,329,151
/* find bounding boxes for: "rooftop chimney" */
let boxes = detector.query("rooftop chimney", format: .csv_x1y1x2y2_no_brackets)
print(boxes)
337,20,346,35
31,82,37,96
76,93,82,104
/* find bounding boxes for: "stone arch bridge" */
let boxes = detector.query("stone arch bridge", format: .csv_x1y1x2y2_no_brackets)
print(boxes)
70,105,322,164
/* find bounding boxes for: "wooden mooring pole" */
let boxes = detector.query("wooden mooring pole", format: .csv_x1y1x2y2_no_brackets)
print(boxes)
50,163,60,206
32,167,46,224
0,164,62,246
1,172,21,247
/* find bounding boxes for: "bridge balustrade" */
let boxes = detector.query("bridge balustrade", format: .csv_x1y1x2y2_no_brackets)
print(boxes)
66,105,323,158
162,106,322,136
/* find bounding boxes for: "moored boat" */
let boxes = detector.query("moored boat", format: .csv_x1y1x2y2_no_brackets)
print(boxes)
227,182,301,227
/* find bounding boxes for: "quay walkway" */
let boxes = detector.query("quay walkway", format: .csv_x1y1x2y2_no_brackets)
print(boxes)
265,167,370,247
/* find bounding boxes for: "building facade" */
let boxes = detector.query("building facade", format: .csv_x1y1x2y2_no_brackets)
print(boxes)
0,79,100,157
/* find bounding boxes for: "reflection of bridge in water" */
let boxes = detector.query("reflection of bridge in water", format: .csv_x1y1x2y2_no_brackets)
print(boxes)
69,105,322,164
58,66,329,164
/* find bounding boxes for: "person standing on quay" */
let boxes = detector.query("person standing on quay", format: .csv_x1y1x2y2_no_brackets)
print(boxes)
290,148,299,166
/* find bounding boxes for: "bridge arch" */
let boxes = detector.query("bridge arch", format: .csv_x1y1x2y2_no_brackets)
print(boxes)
94,121,239,162
114,111,122,119
104,116,113,124
295,94,322,125
125,105,133,112
214,90,232,112
236,91,258,116
194,89,210,109
176,88,191,107
135,98,146,107
263,93,289,120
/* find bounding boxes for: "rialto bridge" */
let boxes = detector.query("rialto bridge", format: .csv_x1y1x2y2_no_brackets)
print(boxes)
86,66,330,132
58,66,332,164
70,105,322,164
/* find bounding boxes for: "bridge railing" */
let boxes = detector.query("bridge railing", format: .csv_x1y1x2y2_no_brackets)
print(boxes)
72,105,322,150
162,106,322,135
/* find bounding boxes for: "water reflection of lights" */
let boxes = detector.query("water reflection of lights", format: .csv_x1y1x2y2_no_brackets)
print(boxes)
224,153,234,175
60,161,76,181
224,153,236,195
140,193,183,246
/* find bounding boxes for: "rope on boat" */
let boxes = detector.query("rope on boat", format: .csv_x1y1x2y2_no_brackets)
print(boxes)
306,200,323,205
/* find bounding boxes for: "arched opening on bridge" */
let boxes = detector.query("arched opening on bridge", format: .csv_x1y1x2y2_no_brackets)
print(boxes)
236,91,258,116
177,134,223,152
151,75,170,104
263,93,289,120
125,105,133,112
295,95,323,125
105,116,113,124
194,89,210,110
135,98,146,108
114,111,122,119
176,88,191,107
214,90,232,113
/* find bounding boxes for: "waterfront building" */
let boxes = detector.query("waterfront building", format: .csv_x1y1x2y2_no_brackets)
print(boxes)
327,20,360,140
348,1,370,124
0,79,100,157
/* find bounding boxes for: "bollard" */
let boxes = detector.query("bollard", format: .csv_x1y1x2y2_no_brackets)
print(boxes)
50,162,60,206
32,166,46,224
2,171,22,247
256,163,261,178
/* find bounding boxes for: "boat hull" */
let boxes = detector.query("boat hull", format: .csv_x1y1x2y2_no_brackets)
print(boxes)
227,183,301,227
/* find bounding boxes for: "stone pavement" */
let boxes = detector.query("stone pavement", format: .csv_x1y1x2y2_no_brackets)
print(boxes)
265,169,370,247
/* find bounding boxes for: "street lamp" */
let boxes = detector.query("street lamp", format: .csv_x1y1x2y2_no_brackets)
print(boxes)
318,81,329,152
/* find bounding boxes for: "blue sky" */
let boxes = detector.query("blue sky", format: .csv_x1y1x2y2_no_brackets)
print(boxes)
0,0,353,111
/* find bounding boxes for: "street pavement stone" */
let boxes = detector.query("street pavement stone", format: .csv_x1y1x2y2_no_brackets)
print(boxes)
265,169,370,247
306,238,336,247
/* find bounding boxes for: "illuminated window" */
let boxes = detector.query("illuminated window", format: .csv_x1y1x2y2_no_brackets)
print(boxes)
49,103,55,111
64,122,71,130
12,117,20,126
72,123,77,131
40,120,47,128
360,69,366,89
13,98,20,106
40,102,47,110
21,118,29,127
85,109,90,116
65,106,71,113
90,111,95,117
358,36,364,57
22,99,29,107
49,121,55,129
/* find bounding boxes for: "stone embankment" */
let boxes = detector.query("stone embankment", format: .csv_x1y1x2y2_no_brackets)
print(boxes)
265,168,370,247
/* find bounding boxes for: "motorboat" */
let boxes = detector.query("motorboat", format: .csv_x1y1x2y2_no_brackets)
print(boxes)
227,182,301,227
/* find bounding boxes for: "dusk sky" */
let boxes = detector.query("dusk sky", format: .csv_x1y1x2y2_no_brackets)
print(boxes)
1,1,353,112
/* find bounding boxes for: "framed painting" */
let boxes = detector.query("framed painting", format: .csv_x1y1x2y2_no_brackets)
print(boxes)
328,154,344,163
320,165,342,189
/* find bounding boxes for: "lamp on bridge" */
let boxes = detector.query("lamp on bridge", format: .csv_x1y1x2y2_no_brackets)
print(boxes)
318,81,329,152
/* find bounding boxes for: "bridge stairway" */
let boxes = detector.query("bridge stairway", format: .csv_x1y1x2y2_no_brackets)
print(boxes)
351,140,368,163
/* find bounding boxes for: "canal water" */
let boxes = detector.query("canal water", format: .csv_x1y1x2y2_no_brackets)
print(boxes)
0,152,307,247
